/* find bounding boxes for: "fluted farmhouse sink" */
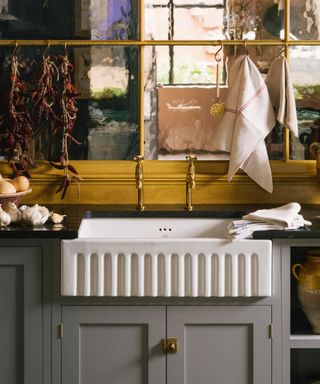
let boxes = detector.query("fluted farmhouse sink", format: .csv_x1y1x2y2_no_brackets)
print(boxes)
61,214,272,298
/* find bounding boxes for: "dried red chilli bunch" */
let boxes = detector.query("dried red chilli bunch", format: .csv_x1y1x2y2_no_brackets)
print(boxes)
49,53,81,199
32,54,60,123
0,49,35,177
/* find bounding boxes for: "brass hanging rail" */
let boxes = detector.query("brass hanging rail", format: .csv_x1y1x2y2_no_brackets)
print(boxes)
0,39,319,46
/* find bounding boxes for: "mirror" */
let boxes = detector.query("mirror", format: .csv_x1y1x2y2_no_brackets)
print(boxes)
290,46,320,160
145,0,283,41
290,0,320,40
0,0,138,40
144,44,284,160
0,45,139,161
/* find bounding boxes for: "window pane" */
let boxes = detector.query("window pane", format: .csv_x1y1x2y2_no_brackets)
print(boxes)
0,46,139,162
0,0,138,40
290,46,320,160
145,0,282,41
291,0,320,40
144,45,283,160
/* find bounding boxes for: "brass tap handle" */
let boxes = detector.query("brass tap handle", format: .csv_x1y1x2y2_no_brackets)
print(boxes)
134,155,144,189
185,155,197,212
186,155,197,189
186,155,197,162
134,155,145,211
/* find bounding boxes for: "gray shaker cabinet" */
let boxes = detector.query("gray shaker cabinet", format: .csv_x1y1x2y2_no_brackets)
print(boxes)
167,306,272,384
0,246,42,384
61,306,166,384
60,305,272,384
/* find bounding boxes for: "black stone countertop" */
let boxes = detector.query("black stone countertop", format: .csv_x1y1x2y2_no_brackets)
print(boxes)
0,203,320,239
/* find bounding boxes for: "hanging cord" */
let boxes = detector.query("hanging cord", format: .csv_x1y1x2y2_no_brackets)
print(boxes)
279,46,286,57
168,0,174,84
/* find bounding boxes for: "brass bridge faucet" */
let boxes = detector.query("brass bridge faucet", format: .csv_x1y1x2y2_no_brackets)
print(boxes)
186,155,197,211
134,155,145,211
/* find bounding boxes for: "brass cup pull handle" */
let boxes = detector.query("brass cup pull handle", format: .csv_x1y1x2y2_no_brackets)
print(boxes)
292,263,305,281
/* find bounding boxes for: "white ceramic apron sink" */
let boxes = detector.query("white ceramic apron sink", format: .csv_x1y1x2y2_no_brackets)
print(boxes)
61,217,272,297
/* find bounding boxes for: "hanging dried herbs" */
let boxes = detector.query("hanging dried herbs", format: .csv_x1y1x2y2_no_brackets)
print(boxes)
0,48,35,177
49,53,81,199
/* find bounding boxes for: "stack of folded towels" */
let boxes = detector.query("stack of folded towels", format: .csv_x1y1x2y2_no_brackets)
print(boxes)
227,202,312,240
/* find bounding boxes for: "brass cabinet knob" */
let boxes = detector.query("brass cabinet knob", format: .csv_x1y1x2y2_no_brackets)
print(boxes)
162,338,178,354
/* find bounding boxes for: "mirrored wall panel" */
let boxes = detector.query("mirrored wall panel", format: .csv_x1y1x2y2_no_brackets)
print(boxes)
290,0,320,40
144,0,283,41
0,45,139,161
290,46,320,160
0,0,138,40
144,45,284,160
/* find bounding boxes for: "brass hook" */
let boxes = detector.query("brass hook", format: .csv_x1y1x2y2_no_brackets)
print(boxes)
215,41,223,63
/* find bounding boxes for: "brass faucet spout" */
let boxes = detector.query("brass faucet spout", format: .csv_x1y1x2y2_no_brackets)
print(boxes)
186,155,197,211
134,155,145,211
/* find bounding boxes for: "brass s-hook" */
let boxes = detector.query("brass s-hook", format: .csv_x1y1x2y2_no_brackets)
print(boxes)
215,41,223,63
64,41,68,57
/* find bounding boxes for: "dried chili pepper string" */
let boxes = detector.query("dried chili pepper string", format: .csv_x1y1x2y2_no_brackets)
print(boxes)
52,53,81,199
0,48,34,176
33,54,60,122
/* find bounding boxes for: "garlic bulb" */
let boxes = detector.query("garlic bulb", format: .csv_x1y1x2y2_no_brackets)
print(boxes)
50,212,66,224
38,205,50,218
4,202,22,223
22,204,51,226
0,204,11,226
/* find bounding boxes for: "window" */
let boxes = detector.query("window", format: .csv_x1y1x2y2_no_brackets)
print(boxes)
0,1,318,167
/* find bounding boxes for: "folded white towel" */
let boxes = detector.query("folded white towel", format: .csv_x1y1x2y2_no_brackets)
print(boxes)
207,55,276,193
265,56,298,137
243,202,302,226
226,203,312,240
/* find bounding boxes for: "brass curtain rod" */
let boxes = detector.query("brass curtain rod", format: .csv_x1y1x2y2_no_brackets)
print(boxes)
0,40,319,46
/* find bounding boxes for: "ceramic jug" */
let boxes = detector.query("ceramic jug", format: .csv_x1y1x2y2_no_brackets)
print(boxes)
310,142,320,177
292,250,320,334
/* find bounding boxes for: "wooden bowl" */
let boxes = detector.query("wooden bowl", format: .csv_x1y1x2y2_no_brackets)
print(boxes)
0,188,32,207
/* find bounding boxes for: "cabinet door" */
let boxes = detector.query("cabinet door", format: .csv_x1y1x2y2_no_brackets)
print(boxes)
167,306,272,384
0,246,42,384
61,306,166,384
